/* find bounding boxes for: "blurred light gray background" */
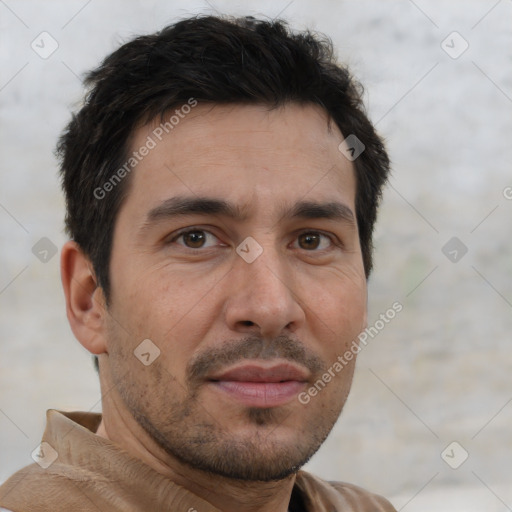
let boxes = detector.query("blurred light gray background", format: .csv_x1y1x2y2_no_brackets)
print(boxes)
1,0,511,510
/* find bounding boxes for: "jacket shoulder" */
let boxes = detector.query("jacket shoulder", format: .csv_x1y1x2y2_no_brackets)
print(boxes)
328,480,397,511
295,471,397,512
0,463,109,512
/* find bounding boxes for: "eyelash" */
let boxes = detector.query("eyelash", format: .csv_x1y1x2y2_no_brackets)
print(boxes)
168,227,340,252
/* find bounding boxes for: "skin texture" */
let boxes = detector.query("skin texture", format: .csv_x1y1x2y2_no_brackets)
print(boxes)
61,102,368,512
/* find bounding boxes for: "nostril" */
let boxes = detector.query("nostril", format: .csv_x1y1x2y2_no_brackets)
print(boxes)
240,320,255,327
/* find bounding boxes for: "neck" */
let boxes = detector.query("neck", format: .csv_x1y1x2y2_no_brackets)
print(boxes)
95,364,295,512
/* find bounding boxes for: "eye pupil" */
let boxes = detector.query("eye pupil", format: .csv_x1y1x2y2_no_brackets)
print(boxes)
299,233,320,250
184,231,205,248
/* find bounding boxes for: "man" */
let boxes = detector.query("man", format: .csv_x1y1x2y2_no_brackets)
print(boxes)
0,15,395,512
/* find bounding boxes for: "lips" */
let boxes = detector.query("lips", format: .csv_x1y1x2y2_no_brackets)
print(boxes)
207,362,309,408
210,363,309,383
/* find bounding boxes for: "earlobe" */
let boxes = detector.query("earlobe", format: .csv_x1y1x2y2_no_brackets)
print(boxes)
61,241,108,355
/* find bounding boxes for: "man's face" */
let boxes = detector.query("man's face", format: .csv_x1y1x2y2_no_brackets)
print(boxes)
105,103,367,481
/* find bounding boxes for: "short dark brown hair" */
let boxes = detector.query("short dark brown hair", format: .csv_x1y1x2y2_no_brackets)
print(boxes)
57,15,390,301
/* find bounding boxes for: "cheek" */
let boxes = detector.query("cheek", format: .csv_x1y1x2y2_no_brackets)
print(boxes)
115,263,202,328
304,271,367,355
113,267,223,375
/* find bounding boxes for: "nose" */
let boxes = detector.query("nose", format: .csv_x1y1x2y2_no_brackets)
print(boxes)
223,247,306,339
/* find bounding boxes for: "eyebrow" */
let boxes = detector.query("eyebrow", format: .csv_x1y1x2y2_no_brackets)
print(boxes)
141,196,355,232
145,196,250,224
286,200,355,224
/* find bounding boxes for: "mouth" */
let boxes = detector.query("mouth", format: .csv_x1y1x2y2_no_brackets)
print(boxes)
207,361,309,408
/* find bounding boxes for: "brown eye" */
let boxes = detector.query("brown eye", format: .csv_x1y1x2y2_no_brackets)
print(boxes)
298,233,321,250
182,230,207,248
171,229,223,250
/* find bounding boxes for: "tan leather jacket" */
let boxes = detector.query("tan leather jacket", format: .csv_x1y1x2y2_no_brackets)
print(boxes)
0,410,396,511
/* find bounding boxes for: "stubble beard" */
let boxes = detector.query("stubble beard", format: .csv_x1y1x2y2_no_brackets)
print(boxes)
129,390,345,482
111,333,352,482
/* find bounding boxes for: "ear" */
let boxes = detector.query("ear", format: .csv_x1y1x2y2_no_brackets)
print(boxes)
361,310,368,332
61,241,108,355
360,287,368,332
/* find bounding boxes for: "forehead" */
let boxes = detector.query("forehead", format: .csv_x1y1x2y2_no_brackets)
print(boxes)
120,102,356,222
